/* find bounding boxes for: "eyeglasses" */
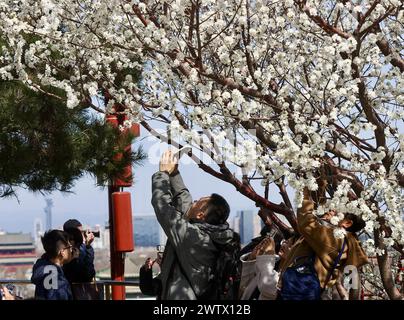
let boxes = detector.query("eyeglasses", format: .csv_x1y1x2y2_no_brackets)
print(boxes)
61,245,73,252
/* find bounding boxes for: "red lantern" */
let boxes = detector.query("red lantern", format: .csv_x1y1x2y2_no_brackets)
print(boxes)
112,192,134,252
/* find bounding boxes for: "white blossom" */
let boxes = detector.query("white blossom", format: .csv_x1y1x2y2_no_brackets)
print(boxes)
333,228,347,240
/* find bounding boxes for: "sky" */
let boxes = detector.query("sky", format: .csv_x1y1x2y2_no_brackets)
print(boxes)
0,129,288,235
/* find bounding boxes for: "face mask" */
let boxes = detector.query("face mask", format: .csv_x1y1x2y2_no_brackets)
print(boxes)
318,218,334,228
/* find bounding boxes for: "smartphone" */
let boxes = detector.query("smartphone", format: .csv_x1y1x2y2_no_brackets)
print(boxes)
174,146,192,159
156,245,165,253
268,226,278,238
5,284,15,295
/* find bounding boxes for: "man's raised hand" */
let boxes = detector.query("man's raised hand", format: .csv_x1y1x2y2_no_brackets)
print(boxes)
159,150,178,175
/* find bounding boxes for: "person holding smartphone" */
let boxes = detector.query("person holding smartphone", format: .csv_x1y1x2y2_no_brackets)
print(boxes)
151,150,239,300
139,246,164,298
1,285,16,300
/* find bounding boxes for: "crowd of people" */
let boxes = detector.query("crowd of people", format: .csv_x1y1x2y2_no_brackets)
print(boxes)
140,150,369,301
1,149,369,301
31,219,97,300
1,219,96,300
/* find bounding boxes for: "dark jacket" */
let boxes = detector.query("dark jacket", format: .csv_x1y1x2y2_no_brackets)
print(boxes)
63,243,95,284
151,171,236,300
31,255,73,300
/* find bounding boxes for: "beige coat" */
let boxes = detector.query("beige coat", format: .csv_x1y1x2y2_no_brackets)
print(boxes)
279,190,369,289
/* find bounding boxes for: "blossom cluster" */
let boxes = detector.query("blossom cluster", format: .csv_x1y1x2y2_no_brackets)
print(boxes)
0,0,403,255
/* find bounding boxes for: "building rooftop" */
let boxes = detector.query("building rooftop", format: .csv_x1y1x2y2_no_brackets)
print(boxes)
0,245,35,250
0,233,33,246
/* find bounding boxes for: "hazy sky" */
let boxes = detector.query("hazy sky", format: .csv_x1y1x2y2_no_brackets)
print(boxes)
0,130,287,235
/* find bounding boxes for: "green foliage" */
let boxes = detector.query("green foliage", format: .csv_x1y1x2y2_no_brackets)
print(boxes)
0,80,145,197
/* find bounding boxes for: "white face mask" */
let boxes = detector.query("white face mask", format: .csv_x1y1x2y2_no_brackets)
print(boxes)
318,217,335,228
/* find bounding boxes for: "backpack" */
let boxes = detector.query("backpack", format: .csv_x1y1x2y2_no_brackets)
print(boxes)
278,255,322,300
199,233,241,300
279,238,346,300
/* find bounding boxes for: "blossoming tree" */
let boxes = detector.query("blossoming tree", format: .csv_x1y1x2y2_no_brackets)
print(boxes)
1,0,403,298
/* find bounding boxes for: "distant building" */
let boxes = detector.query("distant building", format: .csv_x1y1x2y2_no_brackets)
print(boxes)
44,198,53,231
133,216,160,247
103,224,110,250
235,210,263,245
0,233,37,273
252,214,262,240
230,215,241,234
33,218,43,250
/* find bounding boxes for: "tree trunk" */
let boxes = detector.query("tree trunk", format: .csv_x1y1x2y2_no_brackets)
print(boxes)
374,229,403,300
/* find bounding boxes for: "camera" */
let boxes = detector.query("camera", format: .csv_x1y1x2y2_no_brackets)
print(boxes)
83,230,100,238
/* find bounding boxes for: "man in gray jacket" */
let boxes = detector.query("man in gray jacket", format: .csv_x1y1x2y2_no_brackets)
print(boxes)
152,150,237,300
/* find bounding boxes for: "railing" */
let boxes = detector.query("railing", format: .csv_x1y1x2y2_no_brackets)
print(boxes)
0,279,143,300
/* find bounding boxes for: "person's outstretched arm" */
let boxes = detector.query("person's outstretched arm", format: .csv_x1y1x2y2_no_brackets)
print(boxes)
169,171,192,215
152,171,190,246
151,150,192,249
80,243,96,281
297,187,343,255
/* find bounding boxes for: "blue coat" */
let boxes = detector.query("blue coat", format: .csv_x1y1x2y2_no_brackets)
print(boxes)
31,256,73,300
63,243,95,283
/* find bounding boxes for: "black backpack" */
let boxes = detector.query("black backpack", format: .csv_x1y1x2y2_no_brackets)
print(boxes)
199,233,241,300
